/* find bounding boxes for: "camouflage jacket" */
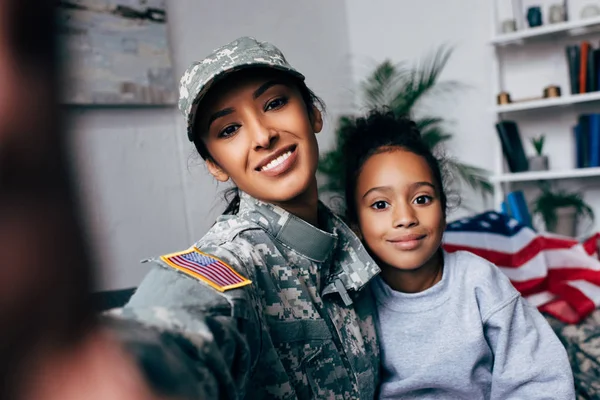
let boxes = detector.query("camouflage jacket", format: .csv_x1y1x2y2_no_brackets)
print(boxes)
108,192,381,399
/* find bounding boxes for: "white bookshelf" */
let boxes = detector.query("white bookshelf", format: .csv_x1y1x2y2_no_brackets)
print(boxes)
493,91,600,114
492,167,600,183
490,2,600,210
491,15,600,46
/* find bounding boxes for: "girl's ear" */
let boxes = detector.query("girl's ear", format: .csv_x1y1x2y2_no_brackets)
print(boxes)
310,106,323,134
206,159,230,182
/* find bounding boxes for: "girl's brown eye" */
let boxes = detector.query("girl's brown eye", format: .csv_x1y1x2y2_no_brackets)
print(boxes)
371,201,390,210
414,195,432,205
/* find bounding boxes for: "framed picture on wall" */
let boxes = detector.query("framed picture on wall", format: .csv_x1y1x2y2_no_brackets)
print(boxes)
58,0,176,105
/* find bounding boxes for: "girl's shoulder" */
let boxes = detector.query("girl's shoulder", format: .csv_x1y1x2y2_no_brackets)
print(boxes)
446,250,520,312
447,250,505,281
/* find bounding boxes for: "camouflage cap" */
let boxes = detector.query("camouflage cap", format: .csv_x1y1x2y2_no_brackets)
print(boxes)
178,36,305,142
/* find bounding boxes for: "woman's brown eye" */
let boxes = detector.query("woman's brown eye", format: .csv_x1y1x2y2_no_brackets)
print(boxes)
265,97,288,111
219,125,239,138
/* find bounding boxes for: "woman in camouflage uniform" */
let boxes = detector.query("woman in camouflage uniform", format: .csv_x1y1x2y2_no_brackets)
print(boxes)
111,37,381,399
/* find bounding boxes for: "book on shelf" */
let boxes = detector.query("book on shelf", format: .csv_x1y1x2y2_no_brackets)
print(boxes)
574,113,600,168
580,42,590,94
567,41,600,94
566,45,580,94
506,190,532,228
595,49,600,92
588,45,597,92
496,120,529,173
501,201,509,215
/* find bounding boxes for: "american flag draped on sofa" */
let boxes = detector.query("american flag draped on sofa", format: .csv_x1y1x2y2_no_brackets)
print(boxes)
443,211,600,324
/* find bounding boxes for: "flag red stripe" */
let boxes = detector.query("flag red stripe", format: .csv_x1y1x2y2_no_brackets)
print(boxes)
511,277,546,297
539,300,581,324
445,235,598,268
443,238,585,268
582,233,600,255
210,260,244,284
171,255,235,287
547,268,600,288
548,284,596,319
195,259,242,285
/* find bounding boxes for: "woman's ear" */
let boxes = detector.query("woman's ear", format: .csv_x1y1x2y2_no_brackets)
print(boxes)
311,106,323,134
206,159,230,182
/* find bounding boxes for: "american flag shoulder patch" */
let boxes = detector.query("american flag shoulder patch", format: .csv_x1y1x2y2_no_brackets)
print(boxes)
160,247,251,292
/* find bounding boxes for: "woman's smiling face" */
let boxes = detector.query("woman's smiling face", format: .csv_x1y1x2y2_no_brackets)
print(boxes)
196,69,323,206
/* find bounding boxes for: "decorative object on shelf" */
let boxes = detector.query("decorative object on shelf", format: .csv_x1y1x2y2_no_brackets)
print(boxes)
511,0,525,30
580,3,600,19
531,183,594,236
318,45,492,202
543,85,562,98
549,3,567,23
496,86,561,107
529,134,549,171
496,120,529,172
497,91,512,104
501,19,518,33
527,6,543,27
492,11,600,45
57,0,176,105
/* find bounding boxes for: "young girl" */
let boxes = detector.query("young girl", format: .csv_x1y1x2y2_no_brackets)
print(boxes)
343,111,575,399
110,37,381,399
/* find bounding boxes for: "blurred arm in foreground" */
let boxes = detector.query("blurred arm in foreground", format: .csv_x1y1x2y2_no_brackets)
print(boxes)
0,1,175,399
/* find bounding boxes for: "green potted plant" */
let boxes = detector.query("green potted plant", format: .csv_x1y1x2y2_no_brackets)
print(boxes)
318,45,492,208
531,183,594,237
529,134,549,171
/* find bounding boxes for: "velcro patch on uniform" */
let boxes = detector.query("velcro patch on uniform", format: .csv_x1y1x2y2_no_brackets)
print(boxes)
160,247,251,292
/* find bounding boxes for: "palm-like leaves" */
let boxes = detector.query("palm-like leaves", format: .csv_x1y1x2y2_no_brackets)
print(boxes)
318,45,492,201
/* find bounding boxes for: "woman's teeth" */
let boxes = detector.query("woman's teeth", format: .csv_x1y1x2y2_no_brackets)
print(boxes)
261,150,292,171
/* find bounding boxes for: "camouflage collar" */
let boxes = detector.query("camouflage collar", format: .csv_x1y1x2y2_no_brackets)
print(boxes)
324,212,381,295
238,192,380,296
238,192,337,262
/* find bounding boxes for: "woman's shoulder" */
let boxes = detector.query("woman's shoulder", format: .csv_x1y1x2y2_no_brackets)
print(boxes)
126,215,268,308
199,213,265,246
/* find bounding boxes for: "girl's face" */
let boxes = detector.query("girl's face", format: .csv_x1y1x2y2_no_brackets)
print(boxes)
355,148,445,272
196,69,322,208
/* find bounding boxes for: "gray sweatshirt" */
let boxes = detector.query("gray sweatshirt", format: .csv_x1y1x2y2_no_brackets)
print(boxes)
373,250,574,399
